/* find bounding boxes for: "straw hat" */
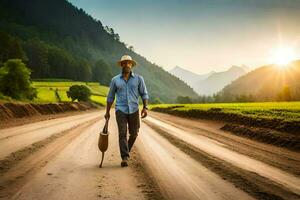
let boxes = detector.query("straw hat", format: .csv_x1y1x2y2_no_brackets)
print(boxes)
117,55,137,67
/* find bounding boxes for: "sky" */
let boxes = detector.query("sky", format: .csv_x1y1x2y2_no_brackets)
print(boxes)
68,0,300,74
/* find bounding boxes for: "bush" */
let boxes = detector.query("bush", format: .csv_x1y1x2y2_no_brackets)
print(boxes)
0,92,12,101
67,85,91,102
176,95,192,104
0,59,37,100
152,97,163,104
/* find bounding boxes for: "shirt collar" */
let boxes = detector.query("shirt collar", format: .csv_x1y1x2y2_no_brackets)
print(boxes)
120,71,135,78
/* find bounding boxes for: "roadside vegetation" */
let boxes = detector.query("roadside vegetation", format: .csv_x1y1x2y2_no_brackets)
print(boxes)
0,59,37,101
150,102,300,151
0,59,108,106
32,80,108,105
150,102,300,134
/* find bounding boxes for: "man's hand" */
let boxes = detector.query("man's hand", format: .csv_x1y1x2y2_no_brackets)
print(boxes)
141,108,148,118
105,101,113,121
104,112,110,120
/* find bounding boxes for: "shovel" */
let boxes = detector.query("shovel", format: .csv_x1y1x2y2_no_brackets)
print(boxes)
98,119,109,168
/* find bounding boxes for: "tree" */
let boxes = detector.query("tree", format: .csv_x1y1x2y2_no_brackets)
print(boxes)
277,85,292,101
176,96,192,104
128,45,134,52
104,26,110,33
67,85,91,102
0,59,37,100
92,59,112,86
23,39,49,78
114,33,120,41
152,97,162,104
48,45,76,79
0,32,26,64
77,59,92,82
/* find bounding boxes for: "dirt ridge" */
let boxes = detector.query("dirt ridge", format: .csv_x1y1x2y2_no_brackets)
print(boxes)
151,106,300,134
144,119,300,200
221,124,300,151
0,102,97,121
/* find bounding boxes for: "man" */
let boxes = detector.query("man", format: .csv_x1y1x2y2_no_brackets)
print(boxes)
105,55,149,167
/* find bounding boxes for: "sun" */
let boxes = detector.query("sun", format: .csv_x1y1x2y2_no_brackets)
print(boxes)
270,47,296,67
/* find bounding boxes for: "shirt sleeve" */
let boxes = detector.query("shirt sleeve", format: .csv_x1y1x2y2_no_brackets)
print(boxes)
107,78,116,103
138,76,149,100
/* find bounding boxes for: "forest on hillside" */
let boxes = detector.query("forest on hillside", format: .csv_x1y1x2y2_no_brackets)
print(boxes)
0,0,198,103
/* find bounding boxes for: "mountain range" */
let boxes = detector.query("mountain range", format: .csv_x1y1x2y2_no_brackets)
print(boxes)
169,65,248,95
169,66,214,87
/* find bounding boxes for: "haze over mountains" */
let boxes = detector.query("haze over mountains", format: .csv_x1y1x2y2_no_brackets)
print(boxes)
169,66,215,87
219,60,300,101
169,65,248,95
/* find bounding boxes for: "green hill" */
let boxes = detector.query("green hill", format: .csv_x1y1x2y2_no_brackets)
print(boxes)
218,60,300,101
0,0,198,103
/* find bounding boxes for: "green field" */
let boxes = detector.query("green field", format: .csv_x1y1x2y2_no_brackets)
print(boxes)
150,102,300,134
32,81,109,105
150,102,300,121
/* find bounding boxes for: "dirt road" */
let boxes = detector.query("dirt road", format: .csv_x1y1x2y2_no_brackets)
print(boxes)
142,111,300,200
0,111,101,159
0,110,299,200
0,110,150,200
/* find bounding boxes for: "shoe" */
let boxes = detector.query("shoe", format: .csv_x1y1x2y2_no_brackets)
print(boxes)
121,157,128,167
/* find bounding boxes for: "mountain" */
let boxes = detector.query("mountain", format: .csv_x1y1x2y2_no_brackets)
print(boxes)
169,66,214,87
0,0,198,103
218,60,300,101
170,65,247,96
194,66,247,95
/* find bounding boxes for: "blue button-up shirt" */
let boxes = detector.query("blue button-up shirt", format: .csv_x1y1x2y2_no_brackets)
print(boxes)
107,71,149,114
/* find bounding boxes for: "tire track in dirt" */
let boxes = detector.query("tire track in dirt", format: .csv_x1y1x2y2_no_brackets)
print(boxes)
136,121,254,200
143,118,300,200
0,112,162,200
149,111,300,176
0,117,101,198
0,117,101,175
0,110,101,140
0,111,102,159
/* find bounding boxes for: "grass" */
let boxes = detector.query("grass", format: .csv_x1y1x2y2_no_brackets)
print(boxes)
90,95,107,106
150,102,300,122
32,80,109,105
35,87,57,102
150,102,300,134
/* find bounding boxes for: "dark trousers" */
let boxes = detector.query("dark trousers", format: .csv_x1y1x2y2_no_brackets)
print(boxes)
115,109,140,159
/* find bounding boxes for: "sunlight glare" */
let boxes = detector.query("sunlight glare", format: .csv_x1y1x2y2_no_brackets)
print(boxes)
270,47,296,67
